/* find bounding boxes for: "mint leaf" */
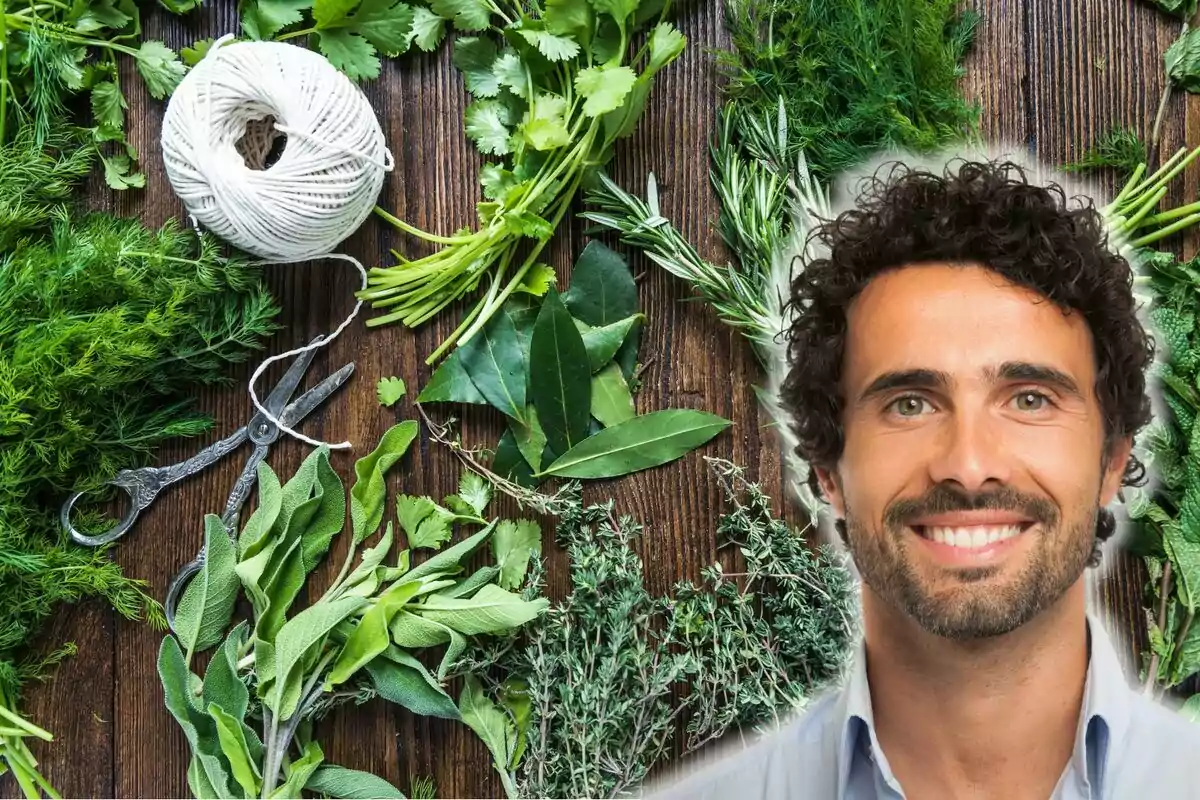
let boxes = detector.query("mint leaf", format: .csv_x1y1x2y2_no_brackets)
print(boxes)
519,29,580,62
575,64,636,116
465,99,514,155
181,38,215,66
453,37,501,97
521,93,570,150
408,6,446,50
242,0,312,39
90,81,126,130
317,28,381,80
135,41,187,98
430,0,490,31
377,376,407,407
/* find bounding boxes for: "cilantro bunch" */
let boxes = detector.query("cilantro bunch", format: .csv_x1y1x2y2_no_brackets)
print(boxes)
360,0,688,364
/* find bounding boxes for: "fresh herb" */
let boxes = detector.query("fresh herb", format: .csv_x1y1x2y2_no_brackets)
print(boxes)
0,3,188,187
1100,142,1200,251
157,424,549,798
1064,127,1147,180
451,457,856,798
0,138,278,798
377,376,407,407
716,0,981,182
415,242,731,485
361,1,687,364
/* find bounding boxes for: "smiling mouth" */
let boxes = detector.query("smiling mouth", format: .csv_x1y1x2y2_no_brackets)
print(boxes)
911,522,1036,549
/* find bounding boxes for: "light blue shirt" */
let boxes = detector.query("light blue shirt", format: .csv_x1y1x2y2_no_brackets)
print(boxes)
645,616,1200,799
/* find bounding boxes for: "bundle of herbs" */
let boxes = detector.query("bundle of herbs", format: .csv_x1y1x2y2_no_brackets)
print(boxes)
157,423,551,799
0,136,278,796
449,456,856,798
361,0,688,364
415,241,733,487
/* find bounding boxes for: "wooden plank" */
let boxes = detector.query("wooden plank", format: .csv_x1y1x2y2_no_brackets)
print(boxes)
8,0,1200,798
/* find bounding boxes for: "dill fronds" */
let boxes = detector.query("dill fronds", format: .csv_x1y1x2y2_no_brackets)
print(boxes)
1064,127,1148,180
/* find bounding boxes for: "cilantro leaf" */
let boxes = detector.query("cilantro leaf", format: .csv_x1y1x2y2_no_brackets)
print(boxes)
503,210,553,240
464,99,515,155
453,37,501,97
396,495,456,550
515,263,556,296
101,151,147,190
408,6,446,50
313,0,359,27
521,93,570,150
181,38,215,66
317,28,382,80
491,519,542,589
575,64,637,117
480,164,518,200
590,0,639,28
430,0,490,31
519,29,581,62
135,41,187,99
456,472,493,515
158,0,202,13
90,81,126,131
73,0,133,33
351,0,416,55
545,0,592,36
493,51,529,98
242,0,313,39
377,376,407,407
646,22,686,74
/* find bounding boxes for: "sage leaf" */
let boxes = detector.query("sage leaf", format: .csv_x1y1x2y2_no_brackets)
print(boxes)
208,702,261,798
492,519,541,590
256,536,306,644
417,349,488,404
561,240,637,326
188,754,219,800
326,580,424,687
202,623,250,722
271,739,324,800
538,409,732,479
388,612,467,681
305,765,408,799
270,595,367,719
402,520,496,584
499,678,532,770
239,461,282,560
174,514,239,660
351,421,419,543
365,647,460,719
440,565,501,599
343,524,395,591
275,446,321,540
578,314,642,372
158,636,238,799
530,287,591,455
1181,694,1200,722
494,427,540,487
512,404,548,471
417,583,549,635
459,674,517,782
301,451,346,571
458,306,528,421
590,362,636,427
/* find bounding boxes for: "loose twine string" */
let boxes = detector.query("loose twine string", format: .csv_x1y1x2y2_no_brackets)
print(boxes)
161,35,394,449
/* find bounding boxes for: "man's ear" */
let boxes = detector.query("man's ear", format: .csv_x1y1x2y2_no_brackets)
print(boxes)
814,465,846,517
1100,435,1133,506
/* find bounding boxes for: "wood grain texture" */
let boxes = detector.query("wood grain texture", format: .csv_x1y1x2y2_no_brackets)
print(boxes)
5,0,1199,797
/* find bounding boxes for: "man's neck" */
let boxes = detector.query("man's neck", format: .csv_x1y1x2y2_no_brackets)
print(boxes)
863,583,1090,800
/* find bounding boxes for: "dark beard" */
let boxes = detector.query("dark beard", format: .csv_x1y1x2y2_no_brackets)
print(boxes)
844,484,1096,640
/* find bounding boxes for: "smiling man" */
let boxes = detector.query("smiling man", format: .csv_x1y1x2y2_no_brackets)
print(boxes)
647,157,1200,799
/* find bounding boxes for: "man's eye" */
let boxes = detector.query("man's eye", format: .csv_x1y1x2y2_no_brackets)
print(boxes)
1012,391,1050,412
888,396,930,417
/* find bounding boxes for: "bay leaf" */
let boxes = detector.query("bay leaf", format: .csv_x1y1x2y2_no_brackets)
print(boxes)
590,362,636,427
538,409,732,479
493,427,539,488
512,404,547,471
174,514,239,659
530,287,591,455
615,317,642,381
417,349,489,404
577,314,642,372
562,240,637,325
458,306,528,421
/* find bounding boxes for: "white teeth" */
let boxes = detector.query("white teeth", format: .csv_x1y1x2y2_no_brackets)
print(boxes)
924,525,1023,548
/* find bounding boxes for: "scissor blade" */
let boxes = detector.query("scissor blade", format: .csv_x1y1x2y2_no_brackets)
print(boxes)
276,363,355,431
262,340,322,417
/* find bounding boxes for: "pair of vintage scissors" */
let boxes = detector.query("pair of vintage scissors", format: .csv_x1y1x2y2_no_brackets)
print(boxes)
61,342,354,627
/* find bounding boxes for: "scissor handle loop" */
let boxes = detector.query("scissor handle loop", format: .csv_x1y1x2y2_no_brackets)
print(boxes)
164,552,205,627
61,471,158,547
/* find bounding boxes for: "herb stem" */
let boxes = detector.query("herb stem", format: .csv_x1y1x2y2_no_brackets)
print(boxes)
276,26,315,41
1144,558,1173,696
373,206,478,244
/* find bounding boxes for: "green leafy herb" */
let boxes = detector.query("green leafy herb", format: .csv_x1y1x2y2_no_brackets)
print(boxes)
362,3,687,364
377,376,407,407
1064,127,1147,180
530,287,592,456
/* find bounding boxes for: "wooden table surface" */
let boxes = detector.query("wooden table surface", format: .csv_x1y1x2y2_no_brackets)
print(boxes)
6,0,1197,797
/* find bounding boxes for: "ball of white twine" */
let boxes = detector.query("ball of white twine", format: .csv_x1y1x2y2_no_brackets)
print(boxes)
162,36,393,450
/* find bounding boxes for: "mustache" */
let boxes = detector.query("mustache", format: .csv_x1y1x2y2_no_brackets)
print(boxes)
883,483,1059,529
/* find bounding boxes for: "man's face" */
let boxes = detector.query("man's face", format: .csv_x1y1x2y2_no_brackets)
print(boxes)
815,263,1131,640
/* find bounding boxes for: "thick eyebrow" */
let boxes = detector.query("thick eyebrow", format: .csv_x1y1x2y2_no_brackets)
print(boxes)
854,361,1084,405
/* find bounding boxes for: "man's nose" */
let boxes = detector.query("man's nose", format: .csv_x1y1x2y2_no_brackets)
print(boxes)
924,408,1011,493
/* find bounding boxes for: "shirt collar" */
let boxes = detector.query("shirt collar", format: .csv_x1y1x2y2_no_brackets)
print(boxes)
834,614,1132,798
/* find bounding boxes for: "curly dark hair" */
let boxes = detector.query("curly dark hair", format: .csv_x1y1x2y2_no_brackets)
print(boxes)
780,158,1155,557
